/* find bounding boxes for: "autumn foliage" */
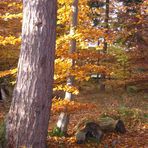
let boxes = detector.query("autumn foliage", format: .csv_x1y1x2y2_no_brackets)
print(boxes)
0,0,148,147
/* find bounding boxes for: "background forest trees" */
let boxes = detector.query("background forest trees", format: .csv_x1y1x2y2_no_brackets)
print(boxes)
0,0,148,147
1,0,147,94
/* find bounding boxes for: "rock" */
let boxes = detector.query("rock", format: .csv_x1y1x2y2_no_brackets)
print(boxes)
76,130,86,144
75,121,103,144
115,119,126,134
75,117,126,144
98,117,126,134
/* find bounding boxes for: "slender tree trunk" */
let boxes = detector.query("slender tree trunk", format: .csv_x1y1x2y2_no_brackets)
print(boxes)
100,0,109,92
56,0,78,134
6,0,57,147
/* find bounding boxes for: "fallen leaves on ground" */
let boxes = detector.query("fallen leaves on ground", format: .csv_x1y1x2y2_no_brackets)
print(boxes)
48,109,148,147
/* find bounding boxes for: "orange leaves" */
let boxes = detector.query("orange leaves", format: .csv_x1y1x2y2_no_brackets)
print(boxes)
47,136,76,147
0,68,17,78
78,0,91,22
51,98,97,114
67,50,106,60
72,64,108,81
78,26,105,41
54,57,108,82
55,0,111,88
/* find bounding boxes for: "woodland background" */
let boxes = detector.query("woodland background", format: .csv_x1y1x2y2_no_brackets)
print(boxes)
0,0,148,147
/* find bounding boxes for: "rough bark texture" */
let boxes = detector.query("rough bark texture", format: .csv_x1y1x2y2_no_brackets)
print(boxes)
56,0,79,134
6,0,57,147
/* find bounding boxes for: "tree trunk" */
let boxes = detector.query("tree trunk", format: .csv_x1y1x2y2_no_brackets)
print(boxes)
56,0,78,134
100,0,109,92
6,0,57,147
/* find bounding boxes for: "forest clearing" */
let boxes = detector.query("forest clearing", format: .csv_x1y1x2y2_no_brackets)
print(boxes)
47,84,148,147
1,84,148,147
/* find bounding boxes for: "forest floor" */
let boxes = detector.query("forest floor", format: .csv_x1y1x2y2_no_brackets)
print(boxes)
0,83,148,148
48,83,148,148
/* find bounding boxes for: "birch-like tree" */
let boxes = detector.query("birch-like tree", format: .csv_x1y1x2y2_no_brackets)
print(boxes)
56,0,79,134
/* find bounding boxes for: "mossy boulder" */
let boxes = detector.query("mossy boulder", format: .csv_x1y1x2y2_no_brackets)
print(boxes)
74,117,126,144
74,119,103,144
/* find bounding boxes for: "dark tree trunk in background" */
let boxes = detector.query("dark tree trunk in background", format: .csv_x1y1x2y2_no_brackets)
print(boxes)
6,0,57,147
100,0,109,92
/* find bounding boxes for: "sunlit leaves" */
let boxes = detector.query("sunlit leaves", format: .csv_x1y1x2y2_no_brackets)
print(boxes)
0,1,22,72
51,98,97,114
53,85,79,95
0,68,17,78
0,36,21,45
0,13,22,20
57,4,71,25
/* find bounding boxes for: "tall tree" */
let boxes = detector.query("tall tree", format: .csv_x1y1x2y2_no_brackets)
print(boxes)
6,0,57,147
100,0,110,92
56,0,79,134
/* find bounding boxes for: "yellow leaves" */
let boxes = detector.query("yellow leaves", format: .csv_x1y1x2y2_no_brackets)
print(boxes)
0,36,21,45
53,84,79,95
57,4,71,25
7,2,22,9
0,0,111,100
67,137,76,143
0,13,22,20
0,68,17,78
58,0,72,5
78,0,90,22
54,58,71,81
54,58,108,82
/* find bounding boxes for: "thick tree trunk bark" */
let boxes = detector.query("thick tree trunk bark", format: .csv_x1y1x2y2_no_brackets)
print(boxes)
100,0,109,92
56,0,78,134
6,0,57,148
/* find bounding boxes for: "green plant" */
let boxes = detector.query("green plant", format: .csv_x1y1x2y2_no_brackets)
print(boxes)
48,126,65,137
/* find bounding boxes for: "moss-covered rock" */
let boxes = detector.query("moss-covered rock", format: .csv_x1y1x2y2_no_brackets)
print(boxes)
74,117,126,144
75,120,103,144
